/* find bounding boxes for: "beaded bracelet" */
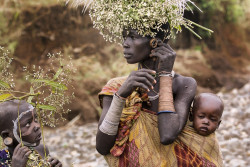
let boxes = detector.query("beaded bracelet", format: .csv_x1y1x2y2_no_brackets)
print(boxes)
157,110,175,115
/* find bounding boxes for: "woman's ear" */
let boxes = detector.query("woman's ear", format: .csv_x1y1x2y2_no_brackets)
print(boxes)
1,130,10,139
1,130,14,146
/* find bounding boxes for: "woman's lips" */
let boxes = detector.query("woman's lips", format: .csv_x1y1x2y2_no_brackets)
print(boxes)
36,133,42,141
124,53,133,59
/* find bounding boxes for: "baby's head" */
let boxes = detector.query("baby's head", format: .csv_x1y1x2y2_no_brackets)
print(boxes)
0,100,41,147
191,93,224,136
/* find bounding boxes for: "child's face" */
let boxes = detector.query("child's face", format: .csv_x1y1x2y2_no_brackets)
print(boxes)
17,110,41,146
193,101,222,136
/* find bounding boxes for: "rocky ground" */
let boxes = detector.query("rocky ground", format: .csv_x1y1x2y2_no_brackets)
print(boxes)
44,82,250,167
216,83,250,166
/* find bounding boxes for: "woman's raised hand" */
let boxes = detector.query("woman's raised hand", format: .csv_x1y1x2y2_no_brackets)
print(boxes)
48,156,63,167
11,143,32,167
117,69,156,98
150,40,176,72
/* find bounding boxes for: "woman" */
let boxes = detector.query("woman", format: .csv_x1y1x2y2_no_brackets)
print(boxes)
96,27,197,150
72,0,222,166
95,28,222,166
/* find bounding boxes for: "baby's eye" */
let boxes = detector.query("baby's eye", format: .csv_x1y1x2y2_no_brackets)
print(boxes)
198,115,205,118
211,118,217,122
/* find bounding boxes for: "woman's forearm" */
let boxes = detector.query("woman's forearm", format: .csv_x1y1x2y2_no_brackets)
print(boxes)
96,94,125,155
96,130,117,155
158,76,196,145
158,75,179,144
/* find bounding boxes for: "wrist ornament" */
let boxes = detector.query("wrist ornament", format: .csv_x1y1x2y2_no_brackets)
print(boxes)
159,71,175,77
158,75,175,114
99,92,125,135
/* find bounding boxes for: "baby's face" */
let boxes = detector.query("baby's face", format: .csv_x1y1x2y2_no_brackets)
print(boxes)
17,110,41,146
193,101,222,136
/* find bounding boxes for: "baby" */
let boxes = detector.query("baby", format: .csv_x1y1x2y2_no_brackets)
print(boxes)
0,100,62,167
190,93,224,136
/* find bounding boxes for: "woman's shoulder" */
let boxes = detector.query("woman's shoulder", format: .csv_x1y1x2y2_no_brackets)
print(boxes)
174,73,197,88
99,76,128,97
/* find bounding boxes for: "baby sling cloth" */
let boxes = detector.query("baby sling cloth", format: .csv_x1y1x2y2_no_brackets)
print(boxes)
99,76,223,167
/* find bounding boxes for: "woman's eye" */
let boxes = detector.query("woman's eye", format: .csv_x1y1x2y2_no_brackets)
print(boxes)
25,123,30,127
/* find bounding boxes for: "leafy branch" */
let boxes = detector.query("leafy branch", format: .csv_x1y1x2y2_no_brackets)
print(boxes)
0,47,75,127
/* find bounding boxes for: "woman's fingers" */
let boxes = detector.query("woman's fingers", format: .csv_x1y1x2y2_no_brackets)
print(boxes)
133,76,154,90
19,146,29,158
150,52,164,58
134,81,150,91
13,143,21,155
55,162,62,167
50,159,59,166
23,150,32,160
135,71,156,83
152,46,170,53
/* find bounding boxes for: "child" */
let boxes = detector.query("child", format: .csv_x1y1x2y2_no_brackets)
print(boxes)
0,100,62,167
190,93,224,136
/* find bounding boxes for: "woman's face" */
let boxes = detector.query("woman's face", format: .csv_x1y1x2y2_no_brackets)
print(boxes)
17,110,42,146
122,30,151,64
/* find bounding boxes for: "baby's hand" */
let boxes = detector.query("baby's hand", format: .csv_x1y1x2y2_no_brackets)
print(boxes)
11,143,32,167
48,156,62,167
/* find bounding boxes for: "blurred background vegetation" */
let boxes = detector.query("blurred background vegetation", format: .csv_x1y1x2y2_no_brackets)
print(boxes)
0,0,249,123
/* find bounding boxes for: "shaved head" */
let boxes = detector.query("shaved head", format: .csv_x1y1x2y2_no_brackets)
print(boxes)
193,93,224,116
0,100,31,134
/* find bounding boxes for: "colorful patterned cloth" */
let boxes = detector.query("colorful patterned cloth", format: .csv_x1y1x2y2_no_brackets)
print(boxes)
0,149,11,167
99,77,223,167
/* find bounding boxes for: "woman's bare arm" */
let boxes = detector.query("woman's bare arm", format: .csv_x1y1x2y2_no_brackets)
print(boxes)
158,76,197,145
96,96,117,155
96,69,155,155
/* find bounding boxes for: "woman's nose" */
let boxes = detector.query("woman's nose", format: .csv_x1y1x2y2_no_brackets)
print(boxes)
123,38,130,48
34,123,40,131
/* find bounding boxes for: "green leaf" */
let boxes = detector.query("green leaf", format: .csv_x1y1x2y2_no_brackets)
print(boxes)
46,81,68,91
37,104,56,111
0,93,12,101
31,79,67,91
0,80,10,89
53,68,63,80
